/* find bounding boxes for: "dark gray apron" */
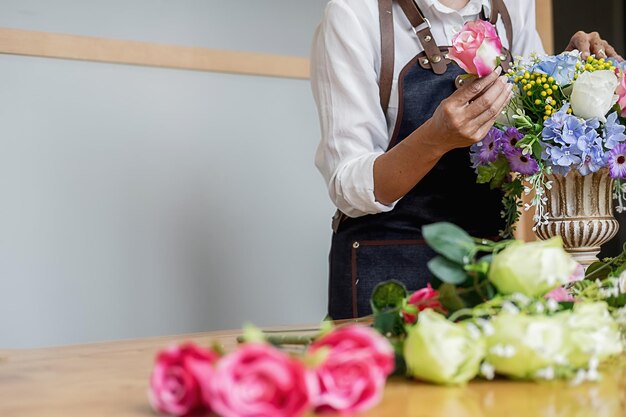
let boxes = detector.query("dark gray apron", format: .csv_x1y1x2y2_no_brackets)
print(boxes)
327,1,512,319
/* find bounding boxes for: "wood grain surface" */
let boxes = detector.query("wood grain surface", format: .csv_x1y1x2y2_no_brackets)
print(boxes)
1,326,624,417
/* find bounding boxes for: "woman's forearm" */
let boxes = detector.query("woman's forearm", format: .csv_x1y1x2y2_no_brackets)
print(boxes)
373,119,447,205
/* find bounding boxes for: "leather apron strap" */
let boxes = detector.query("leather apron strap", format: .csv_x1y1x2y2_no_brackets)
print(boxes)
490,0,514,57
397,0,448,75
378,0,395,116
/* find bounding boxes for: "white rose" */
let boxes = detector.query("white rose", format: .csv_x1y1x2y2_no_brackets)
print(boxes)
561,302,623,367
485,314,568,379
570,70,619,122
488,237,577,297
404,310,485,385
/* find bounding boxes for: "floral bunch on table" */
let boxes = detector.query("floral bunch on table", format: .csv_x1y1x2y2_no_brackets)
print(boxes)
448,20,626,237
148,324,394,417
369,222,626,385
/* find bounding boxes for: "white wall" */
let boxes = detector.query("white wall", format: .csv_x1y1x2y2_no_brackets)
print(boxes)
0,0,334,348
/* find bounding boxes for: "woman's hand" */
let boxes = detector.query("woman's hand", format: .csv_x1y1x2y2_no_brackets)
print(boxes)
373,68,512,205
424,68,513,155
565,31,623,61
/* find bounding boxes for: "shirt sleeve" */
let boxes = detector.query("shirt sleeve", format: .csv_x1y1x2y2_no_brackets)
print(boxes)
509,0,546,57
311,1,397,218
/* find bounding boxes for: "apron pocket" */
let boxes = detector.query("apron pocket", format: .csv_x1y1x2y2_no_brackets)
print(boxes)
351,239,435,317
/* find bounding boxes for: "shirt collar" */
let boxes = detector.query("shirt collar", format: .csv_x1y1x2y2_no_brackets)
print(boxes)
416,0,492,18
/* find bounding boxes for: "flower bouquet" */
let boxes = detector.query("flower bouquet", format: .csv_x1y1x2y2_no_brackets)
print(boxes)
368,222,625,385
473,52,626,237
449,20,626,250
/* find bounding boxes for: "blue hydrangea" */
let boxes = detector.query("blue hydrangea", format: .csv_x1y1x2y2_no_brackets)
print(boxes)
603,112,626,149
542,104,571,143
544,143,582,167
532,52,579,85
577,130,606,175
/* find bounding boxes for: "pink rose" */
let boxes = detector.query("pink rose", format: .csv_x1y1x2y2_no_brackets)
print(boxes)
402,283,446,324
149,342,220,416
308,325,394,414
448,20,503,77
545,263,584,302
616,69,626,117
209,343,313,417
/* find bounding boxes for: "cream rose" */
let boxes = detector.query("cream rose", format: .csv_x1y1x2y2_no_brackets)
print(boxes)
570,70,619,122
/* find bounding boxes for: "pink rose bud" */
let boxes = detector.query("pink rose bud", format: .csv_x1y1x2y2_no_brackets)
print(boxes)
403,283,446,324
149,342,220,416
308,325,395,414
209,343,313,417
545,286,575,302
616,69,626,117
545,262,584,302
448,20,503,77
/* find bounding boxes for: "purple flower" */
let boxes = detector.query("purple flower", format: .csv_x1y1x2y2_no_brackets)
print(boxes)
608,143,626,179
470,128,503,167
500,127,524,153
603,112,626,149
505,147,539,175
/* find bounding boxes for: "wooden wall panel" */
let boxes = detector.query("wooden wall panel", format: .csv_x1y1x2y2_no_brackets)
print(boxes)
536,0,554,54
0,27,310,79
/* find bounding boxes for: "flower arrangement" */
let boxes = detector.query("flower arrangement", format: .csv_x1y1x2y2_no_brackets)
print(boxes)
369,222,626,385
449,21,626,237
148,222,626,416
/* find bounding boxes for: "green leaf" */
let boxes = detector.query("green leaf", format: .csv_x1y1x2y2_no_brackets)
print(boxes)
422,222,475,264
427,256,469,284
489,156,510,189
531,140,543,160
585,261,610,281
477,165,496,184
606,294,626,308
370,280,408,313
437,283,466,313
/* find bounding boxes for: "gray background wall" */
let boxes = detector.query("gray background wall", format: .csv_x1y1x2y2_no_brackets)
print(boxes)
0,0,333,348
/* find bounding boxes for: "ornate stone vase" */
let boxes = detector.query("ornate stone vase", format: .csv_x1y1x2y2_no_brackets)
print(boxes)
534,169,619,267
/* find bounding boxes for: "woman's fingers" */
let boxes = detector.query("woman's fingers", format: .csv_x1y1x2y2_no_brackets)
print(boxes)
465,76,511,122
474,90,513,130
566,31,622,61
453,67,502,104
566,31,592,58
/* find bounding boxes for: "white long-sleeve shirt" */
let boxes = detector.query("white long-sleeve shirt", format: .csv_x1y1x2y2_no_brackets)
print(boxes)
311,0,546,218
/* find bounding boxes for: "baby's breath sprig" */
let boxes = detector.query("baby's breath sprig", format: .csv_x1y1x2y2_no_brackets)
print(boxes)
523,167,552,231
613,179,626,213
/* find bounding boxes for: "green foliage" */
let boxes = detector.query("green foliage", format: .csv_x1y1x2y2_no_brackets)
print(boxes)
437,283,466,312
476,156,510,190
427,256,467,284
422,222,474,264
500,178,524,238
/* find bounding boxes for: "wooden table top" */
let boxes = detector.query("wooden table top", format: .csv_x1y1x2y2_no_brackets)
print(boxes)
1,327,625,417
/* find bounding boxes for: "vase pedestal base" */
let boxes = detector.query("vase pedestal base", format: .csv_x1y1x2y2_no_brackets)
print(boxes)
533,169,619,268
563,247,602,268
